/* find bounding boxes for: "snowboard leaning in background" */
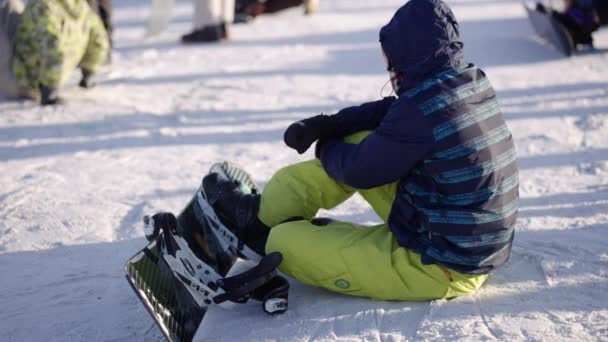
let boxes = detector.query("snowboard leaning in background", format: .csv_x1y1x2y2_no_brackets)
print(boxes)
524,4,575,56
125,162,289,342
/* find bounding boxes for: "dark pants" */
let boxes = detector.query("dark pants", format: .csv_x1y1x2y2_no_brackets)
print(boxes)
596,0,608,25
264,0,303,13
0,0,24,98
1,0,22,43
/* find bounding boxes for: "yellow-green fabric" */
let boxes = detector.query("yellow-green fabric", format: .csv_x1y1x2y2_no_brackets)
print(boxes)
261,132,488,301
12,0,109,94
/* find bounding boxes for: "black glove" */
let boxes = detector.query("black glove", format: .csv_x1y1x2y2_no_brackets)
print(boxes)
283,114,339,154
314,138,332,159
79,69,96,89
39,85,65,106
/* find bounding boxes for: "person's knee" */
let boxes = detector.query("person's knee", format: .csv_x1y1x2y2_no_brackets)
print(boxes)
264,161,314,194
265,221,299,256
270,165,295,185
342,130,372,144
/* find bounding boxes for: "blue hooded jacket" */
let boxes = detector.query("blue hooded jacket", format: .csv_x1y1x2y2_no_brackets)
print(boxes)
319,0,518,274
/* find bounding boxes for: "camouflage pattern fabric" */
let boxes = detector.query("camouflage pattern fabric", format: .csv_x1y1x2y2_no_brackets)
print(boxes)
11,0,109,95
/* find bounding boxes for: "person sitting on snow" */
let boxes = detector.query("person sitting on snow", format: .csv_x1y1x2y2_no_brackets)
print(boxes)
0,0,109,106
195,0,519,301
536,0,608,48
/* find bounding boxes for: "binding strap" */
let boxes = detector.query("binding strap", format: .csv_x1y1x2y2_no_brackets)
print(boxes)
212,252,289,315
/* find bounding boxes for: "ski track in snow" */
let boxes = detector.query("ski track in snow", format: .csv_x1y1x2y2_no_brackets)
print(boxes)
1,0,608,341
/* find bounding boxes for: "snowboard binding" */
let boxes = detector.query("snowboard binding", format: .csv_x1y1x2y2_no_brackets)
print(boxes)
126,162,289,342
145,212,289,315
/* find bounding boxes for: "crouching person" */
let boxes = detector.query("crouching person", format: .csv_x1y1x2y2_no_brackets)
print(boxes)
200,0,519,301
1,0,109,105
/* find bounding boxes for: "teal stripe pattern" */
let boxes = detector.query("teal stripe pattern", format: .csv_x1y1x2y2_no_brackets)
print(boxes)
433,148,517,184
420,78,493,116
433,100,502,141
431,124,512,161
426,243,512,266
392,64,518,273
422,198,519,225
404,172,519,206
402,68,462,98
444,229,514,248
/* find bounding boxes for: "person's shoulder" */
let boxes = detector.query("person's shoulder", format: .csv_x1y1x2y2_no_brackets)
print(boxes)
384,96,430,127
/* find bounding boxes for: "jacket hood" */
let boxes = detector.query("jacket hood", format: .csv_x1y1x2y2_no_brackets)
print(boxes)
58,0,87,18
379,0,464,89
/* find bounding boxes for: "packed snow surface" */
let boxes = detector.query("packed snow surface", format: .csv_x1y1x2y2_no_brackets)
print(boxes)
1,0,607,341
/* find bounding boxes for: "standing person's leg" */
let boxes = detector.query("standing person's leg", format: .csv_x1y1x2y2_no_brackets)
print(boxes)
87,0,112,62
219,0,234,39
97,0,113,47
263,0,302,13
260,0,319,15
0,0,24,99
1,0,23,41
193,0,215,29
183,0,228,43
221,0,235,24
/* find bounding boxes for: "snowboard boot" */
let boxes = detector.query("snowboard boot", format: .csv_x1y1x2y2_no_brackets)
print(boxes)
202,172,270,255
181,23,229,44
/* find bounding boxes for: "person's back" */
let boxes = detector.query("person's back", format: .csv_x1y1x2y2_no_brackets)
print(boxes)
386,67,518,274
368,0,518,275
12,0,109,104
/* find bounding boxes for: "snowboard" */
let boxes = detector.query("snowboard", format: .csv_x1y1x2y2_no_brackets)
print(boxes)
524,4,575,56
125,162,287,342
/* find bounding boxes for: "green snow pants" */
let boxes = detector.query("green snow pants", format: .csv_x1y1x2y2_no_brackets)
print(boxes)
260,131,488,301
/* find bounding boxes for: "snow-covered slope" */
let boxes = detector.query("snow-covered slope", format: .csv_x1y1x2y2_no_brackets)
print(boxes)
1,0,607,340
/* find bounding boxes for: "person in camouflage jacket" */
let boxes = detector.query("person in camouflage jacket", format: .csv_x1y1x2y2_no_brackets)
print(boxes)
11,0,109,105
